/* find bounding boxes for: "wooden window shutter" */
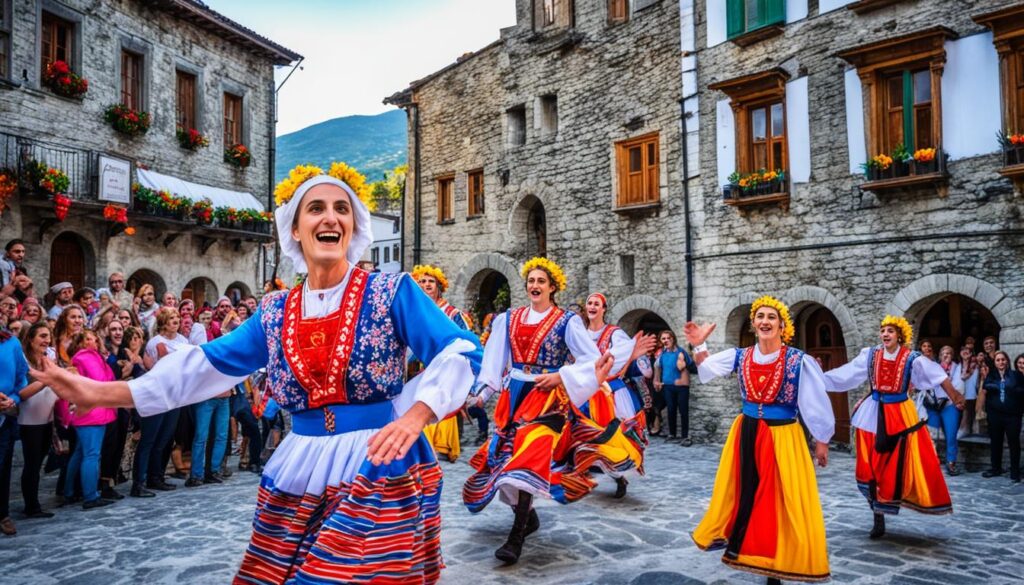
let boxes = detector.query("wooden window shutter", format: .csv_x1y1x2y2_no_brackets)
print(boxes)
726,0,745,38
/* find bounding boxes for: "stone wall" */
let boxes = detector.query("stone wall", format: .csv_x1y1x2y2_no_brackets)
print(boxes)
404,0,689,327
691,0,1024,440
0,0,280,297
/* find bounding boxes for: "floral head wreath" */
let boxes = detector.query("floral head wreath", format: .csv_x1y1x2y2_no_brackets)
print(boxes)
411,264,449,293
880,315,914,348
521,257,567,292
749,295,795,344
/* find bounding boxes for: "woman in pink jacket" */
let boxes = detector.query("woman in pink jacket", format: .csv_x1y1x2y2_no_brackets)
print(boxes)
62,330,117,509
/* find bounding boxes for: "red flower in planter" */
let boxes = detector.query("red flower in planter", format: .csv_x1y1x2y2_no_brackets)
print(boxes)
54,194,72,221
51,60,70,75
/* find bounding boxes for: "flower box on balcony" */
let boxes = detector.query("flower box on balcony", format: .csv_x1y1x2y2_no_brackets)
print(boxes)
723,169,790,210
860,148,948,194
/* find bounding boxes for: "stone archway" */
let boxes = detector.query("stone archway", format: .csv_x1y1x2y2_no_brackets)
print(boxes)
225,281,253,305
783,285,862,356
721,292,761,347
48,231,94,291
509,193,547,259
127,268,167,299
608,294,679,335
182,276,218,309
888,274,1024,355
450,252,525,312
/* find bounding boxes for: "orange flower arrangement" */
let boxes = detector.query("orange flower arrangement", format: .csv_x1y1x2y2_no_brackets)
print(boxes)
871,154,893,170
1010,133,1024,146
103,204,128,224
913,148,936,163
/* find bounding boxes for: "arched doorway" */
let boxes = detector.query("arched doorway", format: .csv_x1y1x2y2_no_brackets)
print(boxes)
914,293,1001,350
511,195,547,258
182,277,218,309
617,309,670,336
49,232,88,290
726,304,756,348
225,281,252,305
795,305,851,444
127,269,167,299
466,269,509,331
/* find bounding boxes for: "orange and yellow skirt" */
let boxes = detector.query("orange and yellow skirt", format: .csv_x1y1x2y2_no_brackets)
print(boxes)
422,414,460,462
692,415,830,583
574,385,647,478
854,397,952,515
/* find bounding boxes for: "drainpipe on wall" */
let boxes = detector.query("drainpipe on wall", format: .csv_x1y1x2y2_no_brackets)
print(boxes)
411,103,422,266
679,98,694,322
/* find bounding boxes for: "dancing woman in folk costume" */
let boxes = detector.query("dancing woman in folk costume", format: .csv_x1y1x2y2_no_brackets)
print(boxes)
686,296,834,584
823,316,964,539
463,257,616,565
577,292,655,499
411,264,473,462
31,164,483,585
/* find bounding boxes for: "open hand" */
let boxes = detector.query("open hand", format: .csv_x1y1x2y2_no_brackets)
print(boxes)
366,401,432,466
683,322,716,348
29,358,99,415
533,372,562,391
630,333,657,362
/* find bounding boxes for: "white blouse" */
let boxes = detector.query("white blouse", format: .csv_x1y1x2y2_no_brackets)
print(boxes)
697,345,835,444
128,266,476,423
588,326,637,377
823,347,950,433
477,308,601,407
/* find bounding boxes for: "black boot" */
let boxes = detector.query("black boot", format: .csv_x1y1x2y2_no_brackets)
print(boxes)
869,513,885,539
613,477,628,499
524,508,540,537
495,493,533,564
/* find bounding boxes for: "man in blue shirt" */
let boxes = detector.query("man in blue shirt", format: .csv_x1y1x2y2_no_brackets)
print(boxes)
0,325,28,535
653,330,696,446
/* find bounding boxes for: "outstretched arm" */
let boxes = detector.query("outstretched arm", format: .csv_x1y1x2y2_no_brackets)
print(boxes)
683,321,716,366
822,348,870,393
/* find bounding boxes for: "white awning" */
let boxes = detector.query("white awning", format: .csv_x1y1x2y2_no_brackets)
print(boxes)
136,168,265,211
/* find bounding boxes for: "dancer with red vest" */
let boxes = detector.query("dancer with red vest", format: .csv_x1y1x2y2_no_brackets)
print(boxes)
577,292,653,498
685,296,834,584
824,315,964,539
463,257,618,565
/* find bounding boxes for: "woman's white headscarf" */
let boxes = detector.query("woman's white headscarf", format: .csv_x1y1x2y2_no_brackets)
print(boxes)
274,175,373,274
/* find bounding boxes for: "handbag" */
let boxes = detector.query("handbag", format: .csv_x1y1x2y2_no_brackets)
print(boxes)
921,388,949,412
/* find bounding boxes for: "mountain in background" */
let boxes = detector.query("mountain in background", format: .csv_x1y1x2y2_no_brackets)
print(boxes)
275,109,407,183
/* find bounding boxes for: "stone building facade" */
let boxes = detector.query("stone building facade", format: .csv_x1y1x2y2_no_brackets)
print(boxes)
694,0,1024,442
386,0,695,338
0,0,300,304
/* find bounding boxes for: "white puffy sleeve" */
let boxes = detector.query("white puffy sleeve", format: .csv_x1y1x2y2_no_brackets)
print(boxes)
608,328,637,375
912,356,951,390
697,348,738,384
823,348,870,392
472,312,509,405
561,314,601,406
797,355,835,443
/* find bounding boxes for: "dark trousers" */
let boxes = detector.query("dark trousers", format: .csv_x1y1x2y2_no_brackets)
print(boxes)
988,409,1023,479
0,420,16,519
663,385,690,438
233,407,263,467
467,406,489,436
101,409,129,486
134,408,180,485
19,422,52,513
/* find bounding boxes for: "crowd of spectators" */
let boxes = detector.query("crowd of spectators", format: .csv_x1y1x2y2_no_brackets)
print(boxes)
0,238,285,537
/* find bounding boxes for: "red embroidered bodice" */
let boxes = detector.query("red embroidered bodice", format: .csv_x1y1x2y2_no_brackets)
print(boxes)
509,306,565,366
872,346,910,394
741,346,787,404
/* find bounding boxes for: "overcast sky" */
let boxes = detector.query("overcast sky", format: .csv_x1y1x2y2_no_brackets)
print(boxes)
205,0,516,136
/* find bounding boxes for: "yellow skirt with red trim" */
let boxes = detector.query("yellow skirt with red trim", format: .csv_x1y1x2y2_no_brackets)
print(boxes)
572,386,647,479
422,415,460,462
854,398,952,515
691,415,830,583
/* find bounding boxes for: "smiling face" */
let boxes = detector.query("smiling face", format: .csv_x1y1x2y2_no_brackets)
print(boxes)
525,269,556,307
919,341,934,359
162,292,178,307
752,307,783,343
30,326,51,355
983,336,997,355
659,331,675,350
5,242,25,264
22,304,41,324
939,345,953,364
107,319,124,345
292,184,355,271
417,275,440,301
995,351,1009,372
585,295,606,324
66,307,85,334
141,288,155,305
879,325,902,351
198,311,212,326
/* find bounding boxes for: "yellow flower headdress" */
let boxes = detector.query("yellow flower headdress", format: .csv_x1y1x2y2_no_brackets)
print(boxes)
411,264,449,292
880,315,914,348
274,164,324,207
521,257,567,292
749,295,795,344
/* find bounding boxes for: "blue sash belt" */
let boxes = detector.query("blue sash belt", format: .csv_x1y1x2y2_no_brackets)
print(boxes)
870,390,908,404
510,362,557,375
291,401,394,437
741,402,796,421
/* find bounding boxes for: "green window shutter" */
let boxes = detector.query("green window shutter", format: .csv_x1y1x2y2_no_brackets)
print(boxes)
902,70,914,153
763,0,786,27
727,0,746,38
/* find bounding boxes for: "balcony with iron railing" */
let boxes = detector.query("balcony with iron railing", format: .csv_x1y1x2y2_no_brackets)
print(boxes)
0,132,273,244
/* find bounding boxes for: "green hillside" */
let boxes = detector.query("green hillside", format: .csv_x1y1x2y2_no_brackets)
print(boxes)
275,109,407,182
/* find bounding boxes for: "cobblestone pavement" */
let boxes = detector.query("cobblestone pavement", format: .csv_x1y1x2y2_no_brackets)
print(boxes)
2,437,1022,584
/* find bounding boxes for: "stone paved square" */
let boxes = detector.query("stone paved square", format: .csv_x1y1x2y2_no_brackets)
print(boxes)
2,438,1022,584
